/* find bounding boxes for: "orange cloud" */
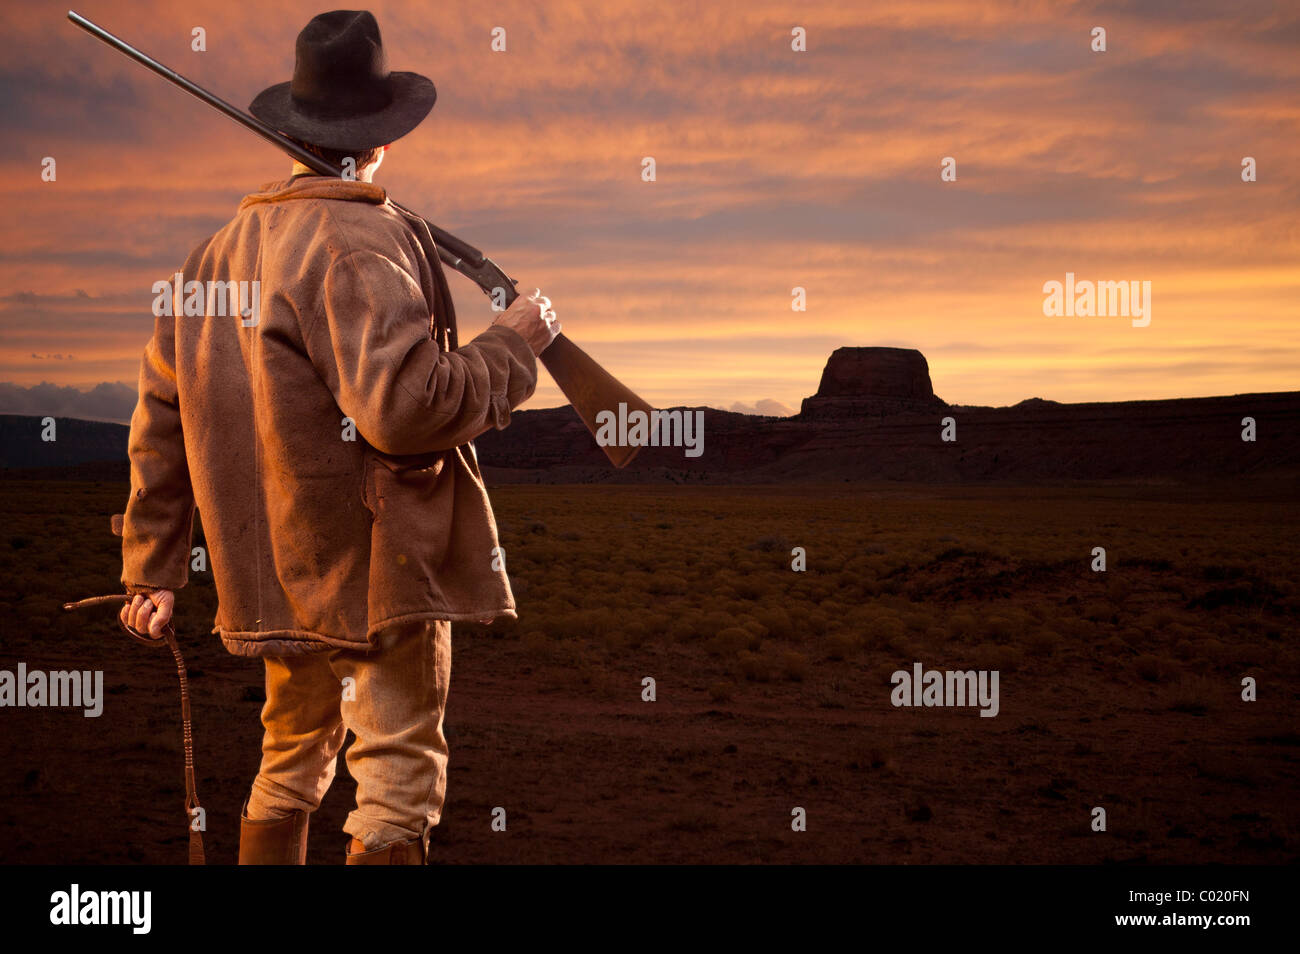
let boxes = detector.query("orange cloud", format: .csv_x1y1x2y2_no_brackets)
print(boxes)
0,0,1296,413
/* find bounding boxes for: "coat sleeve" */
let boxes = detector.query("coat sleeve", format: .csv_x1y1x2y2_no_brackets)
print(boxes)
121,310,197,593
304,247,539,456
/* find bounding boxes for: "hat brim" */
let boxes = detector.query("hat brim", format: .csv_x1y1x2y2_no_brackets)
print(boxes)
249,72,436,152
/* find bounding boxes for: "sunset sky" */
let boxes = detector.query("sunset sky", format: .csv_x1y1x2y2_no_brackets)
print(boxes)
1,0,1296,422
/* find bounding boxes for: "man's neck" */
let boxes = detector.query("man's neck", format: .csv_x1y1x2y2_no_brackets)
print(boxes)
290,160,375,183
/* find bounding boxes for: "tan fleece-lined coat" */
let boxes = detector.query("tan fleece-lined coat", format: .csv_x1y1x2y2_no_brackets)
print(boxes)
120,175,538,657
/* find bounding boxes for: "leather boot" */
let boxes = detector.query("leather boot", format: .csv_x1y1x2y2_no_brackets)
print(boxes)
345,835,426,865
238,800,309,865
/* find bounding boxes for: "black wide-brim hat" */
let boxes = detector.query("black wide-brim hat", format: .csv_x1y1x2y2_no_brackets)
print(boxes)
249,9,436,152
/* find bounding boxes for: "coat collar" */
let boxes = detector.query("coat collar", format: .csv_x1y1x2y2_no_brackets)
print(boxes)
239,175,388,211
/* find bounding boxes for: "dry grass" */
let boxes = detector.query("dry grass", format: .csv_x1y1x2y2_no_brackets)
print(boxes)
1,477,1295,863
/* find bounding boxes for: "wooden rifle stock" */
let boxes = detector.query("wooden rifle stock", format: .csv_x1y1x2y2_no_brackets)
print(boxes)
539,336,654,468
67,9,653,467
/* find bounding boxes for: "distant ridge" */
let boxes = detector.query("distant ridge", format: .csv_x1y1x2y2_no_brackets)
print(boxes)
473,346,1300,481
0,414,128,470
4,347,1298,483
472,391,1299,483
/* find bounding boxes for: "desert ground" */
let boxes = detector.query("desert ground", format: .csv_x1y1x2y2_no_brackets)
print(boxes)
0,477,1295,864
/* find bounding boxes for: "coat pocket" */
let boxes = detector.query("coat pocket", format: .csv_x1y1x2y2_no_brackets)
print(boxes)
361,446,454,622
362,448,447,516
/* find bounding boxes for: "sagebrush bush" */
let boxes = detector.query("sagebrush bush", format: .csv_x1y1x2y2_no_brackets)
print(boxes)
707,627,752,656
780,651,809,682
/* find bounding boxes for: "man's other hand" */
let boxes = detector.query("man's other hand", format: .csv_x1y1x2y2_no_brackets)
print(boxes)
492,286,560,356
120,589,175,639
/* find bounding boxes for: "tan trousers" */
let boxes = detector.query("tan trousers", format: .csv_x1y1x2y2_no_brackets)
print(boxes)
245,619,452,851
